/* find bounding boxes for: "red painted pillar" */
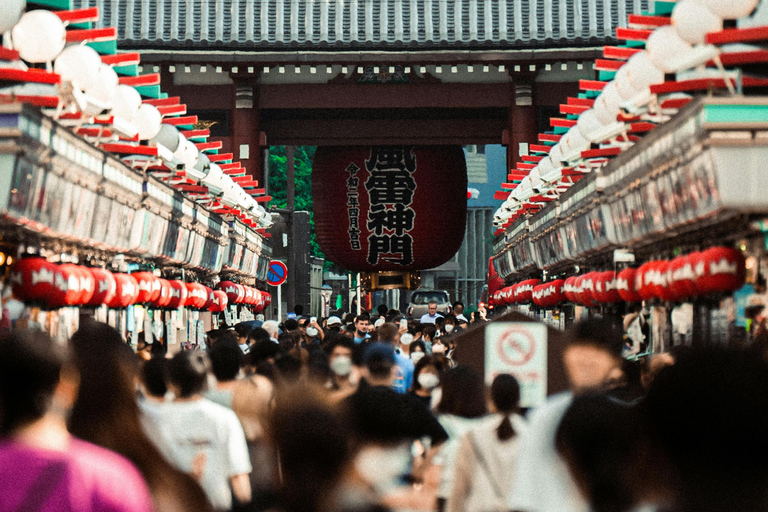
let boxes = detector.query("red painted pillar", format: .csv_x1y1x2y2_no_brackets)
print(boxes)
231,75,263,185
506,74,538,172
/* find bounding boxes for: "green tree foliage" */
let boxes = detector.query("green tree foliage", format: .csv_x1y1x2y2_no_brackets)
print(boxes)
268,146,325,260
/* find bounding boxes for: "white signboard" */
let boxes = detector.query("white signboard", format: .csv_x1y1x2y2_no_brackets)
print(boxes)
485,322,548,408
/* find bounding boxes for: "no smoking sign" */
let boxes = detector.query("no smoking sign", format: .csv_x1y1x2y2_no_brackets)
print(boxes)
485,322,548,408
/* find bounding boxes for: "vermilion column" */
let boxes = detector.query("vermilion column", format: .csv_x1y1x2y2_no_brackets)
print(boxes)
507,74,538,173
231,76,263,185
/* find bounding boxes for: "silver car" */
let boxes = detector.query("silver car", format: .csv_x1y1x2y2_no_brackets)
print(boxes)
407,290,452,319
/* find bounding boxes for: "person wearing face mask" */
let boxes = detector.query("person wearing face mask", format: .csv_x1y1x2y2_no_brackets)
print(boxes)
324,335,359,402
422,325,437,354
408,355,445,409
408,340,427,365
378,323,414,395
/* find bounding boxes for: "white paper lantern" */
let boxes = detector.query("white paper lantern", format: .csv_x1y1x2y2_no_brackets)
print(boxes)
625,51,665,90
672,0,723,45
646,26,693,73
702,0,758,19
133,104,162,140
548,143,566,165
594,82,623,125
577,109,606,143
111,85,143,121
538,156,555,175
150,124,181,152
614,65,640,100
202,163,225,188
529,167,543,190
562,125,591,154
83,63,119,109
54,45,102,91
12,10,66,63
173,137,199,169
0,0,25,34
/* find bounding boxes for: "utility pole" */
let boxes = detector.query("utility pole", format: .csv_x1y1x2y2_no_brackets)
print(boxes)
286,146,295,317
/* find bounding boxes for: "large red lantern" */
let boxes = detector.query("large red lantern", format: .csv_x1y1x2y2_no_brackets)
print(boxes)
133,272,161,304
594,271,621,304
209,290,228,313
262,292,272,308
636,263,656,301
185,283,208,309
85,268,116,307
107,274,139,309
563,277,578,303
152,279,172,309
514,279,540,303
76,267,95,306
253,289,264,313
616,268,642,303
695,246,746,295
167,280,188,309
10,257,59,305
533,281,565,308
202,286,215,310
532,283,548,307
579,273,598,307
243,286,255,305
668,255,697,300
55,264,85,307
312,146,467,272
218,281,242,304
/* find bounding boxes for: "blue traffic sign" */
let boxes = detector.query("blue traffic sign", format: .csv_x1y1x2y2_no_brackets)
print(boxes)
267,260,288,286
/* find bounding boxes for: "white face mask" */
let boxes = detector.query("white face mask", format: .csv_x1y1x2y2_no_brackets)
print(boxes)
432,344,446,354
444,324,454,334
410,351,425,364
418,373,440,389
355,442,412,494
306,326,319,337
400,333,414,345
330,355,352,376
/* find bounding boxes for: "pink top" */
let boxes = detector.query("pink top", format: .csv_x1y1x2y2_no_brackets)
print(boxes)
0,437,154,512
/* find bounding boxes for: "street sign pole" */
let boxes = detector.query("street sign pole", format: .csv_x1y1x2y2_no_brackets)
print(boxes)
277,284,282,322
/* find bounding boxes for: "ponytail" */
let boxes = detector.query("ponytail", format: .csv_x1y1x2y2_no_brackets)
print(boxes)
496,413,516,441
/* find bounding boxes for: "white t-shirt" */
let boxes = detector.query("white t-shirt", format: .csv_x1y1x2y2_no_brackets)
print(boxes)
506,392,588,512
420,312,443,324
156,398,252,510
435,414,494,499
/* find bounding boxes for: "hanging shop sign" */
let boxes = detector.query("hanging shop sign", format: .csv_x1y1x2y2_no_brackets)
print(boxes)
485,322,548,408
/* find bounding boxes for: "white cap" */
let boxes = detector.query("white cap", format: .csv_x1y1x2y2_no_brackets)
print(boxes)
327,316,342,326
374,318,385,328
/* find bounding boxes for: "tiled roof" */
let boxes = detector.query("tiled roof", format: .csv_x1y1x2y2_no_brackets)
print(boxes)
72,0,648,49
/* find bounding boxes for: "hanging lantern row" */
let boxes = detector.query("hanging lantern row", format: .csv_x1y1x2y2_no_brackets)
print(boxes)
494,246,746,308
9,257,270,313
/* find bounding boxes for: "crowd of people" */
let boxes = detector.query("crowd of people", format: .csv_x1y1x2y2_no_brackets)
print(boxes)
2,304,768,512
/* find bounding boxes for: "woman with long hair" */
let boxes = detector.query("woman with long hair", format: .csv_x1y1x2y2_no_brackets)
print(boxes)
68,321,213,512
446,374,526,512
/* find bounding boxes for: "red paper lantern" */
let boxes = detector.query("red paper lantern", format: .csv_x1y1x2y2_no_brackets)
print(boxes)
167,280,188,309
218,281,242,304
56,264,85,307
532,283,548,307
546,279,567,306
668,255,697,301
312,146,468,271
10,257,57,304
695,246,746,295
563,277,578,303
209,290,228,313
85,268,116,307
185,283,208,309
133,272,161,304
514,279,540,303
202,286,215,310
616,268,642,303
579,273,598,307
152,279,172,309
636,263,656,301
253,289,265,313
75,266,95,306
262,292,272,307
653,261,678,302
107,274,139,309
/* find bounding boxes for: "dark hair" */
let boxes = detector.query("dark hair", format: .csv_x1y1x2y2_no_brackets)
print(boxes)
168,351,209,398
491,374,520,441
248,327,271,345
69,322,213,512
377,323,399,343
208,337,243,381
422,324,437,341
569,318,624,358
293,305,304,316
408,320,423,335
275,354,303,383
141,357,168,398
437,366,487,418
556,394,643,512
354,313,370,324
233,323,252,338
409,339,426,354
377,304,389,317
323,333,355,356
364,344,395,379
411,355,446,391
249,338,282,365
278,332,300,352
307,351,331,385
284,319,299,332
206,328,230,345
452,301,464,309
0,330,66,434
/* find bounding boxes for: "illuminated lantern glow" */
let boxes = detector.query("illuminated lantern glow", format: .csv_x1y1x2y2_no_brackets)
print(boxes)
616,268,642,303
209,290,229,313
85,268,116,307
694,247,746,295
107,274,140,309
133,272,161,303
10,257,60,305
312,146,467,272
166,280,189,309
